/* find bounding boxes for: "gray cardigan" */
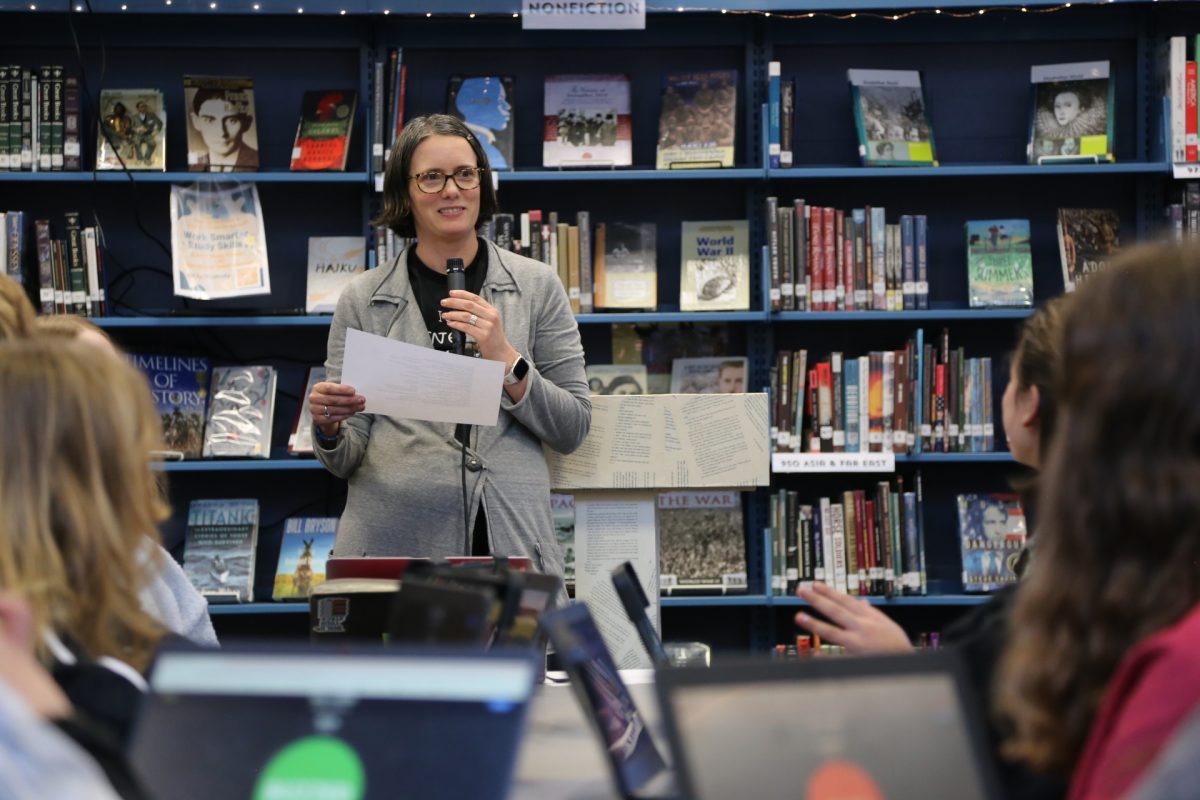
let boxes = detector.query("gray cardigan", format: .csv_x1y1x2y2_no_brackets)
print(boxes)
315,240,591,578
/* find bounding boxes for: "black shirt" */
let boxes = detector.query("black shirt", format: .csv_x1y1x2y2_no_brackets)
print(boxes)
406,240,488,355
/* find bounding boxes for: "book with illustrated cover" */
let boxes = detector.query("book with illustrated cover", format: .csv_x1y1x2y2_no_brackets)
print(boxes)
1028,61,1114,164
183,498,260,603
679,219,751,311
551,493,575,593
202,365,277,458
1057,208,1120,292
543,74,632,168
290,89,358,171
128,353,210,459
848,69,937,166
655,70,737,169
306,236,365,313
169,182,271,300
96,89,165,171
669,356,748,394
658,491,747,594
288,366,327,456
585,363,649,395
183,76,258,172
593,221,656,310
272,516,339,601
965,219,1034,308
447,75,514,170
957,493,1026,593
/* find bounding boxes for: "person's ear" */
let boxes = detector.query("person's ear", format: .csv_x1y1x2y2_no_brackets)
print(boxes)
1019,384,1040,428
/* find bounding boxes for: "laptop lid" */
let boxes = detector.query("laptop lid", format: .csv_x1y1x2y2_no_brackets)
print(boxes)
655,651,1002,800
130,644,538,800
541,603,674,800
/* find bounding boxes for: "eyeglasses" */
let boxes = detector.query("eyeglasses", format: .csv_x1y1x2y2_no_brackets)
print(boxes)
410,166,486,194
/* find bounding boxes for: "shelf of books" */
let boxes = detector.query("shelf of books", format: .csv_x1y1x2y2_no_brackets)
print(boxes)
98,316,334,328
498,168,767,183
0,172,371,184
765,162,1169,179
154,458,325,473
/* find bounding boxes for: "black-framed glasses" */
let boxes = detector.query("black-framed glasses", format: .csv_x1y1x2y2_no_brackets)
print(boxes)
410,166,486,194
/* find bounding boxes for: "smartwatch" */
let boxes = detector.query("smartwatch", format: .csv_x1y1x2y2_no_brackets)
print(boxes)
503,354,530,386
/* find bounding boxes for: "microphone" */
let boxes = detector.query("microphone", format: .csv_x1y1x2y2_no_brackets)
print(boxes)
446,258,466,355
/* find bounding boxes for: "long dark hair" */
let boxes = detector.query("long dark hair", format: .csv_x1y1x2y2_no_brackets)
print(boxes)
372,114,499,239
996,243,1200,774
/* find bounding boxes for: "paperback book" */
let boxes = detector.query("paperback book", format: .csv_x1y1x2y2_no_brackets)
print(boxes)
957,494,1026,593
96,89,165,171
679,219,751,311
272,516,339,601
1057,208,1120,292
169,182,271,300
128,353,210,460
655,70,737,169
290,89,358,171
306,236,366,313
447,75,514,170
543,74,632,168
551,493,575,593
669,356,747,394
848,69,937,166
288,366,327,456
1028,61,1114,164
965,219,1034,307
183,76,259,173
585,363,649,395
658,491,747,594
202,365,278,458
593,221,657,309
183,498,260,603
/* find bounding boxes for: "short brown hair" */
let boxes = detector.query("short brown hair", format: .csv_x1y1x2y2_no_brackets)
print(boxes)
372,114,499,239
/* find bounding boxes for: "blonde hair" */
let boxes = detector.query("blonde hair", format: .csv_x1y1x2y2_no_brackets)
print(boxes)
0,338,168,670
0,274,36,341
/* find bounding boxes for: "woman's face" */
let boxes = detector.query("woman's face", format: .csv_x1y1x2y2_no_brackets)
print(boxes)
407,134,481,245
1060,137,1080,156
1053,91,1082,127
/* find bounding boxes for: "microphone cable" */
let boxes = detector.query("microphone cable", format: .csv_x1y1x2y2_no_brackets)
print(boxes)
446,258,472,553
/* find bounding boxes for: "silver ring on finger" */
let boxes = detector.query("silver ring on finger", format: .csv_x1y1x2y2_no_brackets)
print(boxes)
323,405,331,417
468,313,479,326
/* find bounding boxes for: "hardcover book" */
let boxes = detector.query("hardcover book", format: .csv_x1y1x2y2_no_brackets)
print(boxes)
848,69,937,166
551,493,575,592
183,498,260,603
183,75,258,173
1057,208,1120,292
543,74,632,168
585,364,649,395
201,365,277,458
964,219,1034,307
1028,61,1114,164
957,493,1026,593
306,236,365,313
594,221,657,310
128,353,210,460
447,75,513,170
287,366,327,456
655,70,737,169
658,491,747,594
290,89,357,171
669,356,748,394
272,516,339,601
679,219,751,311
96,89,165,171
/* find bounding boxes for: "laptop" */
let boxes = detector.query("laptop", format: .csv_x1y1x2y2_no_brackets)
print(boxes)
130,643,539,800
655,651,1002,800
541,603,677,800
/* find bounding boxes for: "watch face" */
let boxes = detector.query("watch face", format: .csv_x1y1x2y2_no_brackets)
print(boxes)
513,356,530,380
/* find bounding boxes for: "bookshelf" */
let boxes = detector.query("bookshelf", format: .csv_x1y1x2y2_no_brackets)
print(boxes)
0,0,1186,651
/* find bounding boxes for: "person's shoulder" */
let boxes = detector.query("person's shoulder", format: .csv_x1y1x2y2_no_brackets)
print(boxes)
488,243,559,286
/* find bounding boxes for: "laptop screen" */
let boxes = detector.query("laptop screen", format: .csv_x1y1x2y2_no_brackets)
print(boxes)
659,655,997,800
131,647,537,800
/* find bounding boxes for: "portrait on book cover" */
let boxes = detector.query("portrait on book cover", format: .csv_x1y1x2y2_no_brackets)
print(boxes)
184,77,259,173
857,85,932,162
586,364,649,396
957,494,1026,591
447,75,514,170
97,89,166,171
669,356,747,394
1033,79,1108,145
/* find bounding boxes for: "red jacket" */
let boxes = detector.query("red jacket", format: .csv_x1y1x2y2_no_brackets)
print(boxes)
1069,603,1200,800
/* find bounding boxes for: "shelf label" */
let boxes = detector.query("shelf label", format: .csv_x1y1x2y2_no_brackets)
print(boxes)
522,0,645,30
772,452,897,473
1173,162,1200,179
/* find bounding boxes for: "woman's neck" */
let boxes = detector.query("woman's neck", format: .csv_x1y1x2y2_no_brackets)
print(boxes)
414,236,479,274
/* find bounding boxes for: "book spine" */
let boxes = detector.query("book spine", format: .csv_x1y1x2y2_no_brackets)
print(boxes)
915,214,928,309
0,67,9,170
791,349,807,453
853,490,868,593
882,349,895,451
834,209,845,311
779,207,794,311
811,503,825,584
83,226,101,316
806,368,819,452
857,355,869,455
63,75,80,170
934,363,946,453
842,490,859,594
34,218,53,313
1187,61,1198,163
868,352,883,452
810,206,824,311
5,211,23,284
37,67,50,171
775,351,790,451
844,357,860,453
780,78,794,168
870,207,886,310
831,352,844,452
20,69,31,170
372,57,385,174
842,215,855,311
63,211,86,315
822,207,835,312
566,224,581,314
767,61,781,169
6,65,17,171
982,356,995,451
766,196,780,311
785,490,799,594
900,214,915,309
51,239,66,313
831,503,847,593
576,211,592,313
1170,38,1186,163
794,201,808,311
816,360,833,452
893,349,909,454
819,497,833,587
50,65,63,170
851,208,867,308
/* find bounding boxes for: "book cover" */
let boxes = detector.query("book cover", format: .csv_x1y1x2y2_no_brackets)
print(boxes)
965,219,1034,307
543,74,632,168
669,356,747,394
169,182,271,300
96,89,165,171
551,493,575,592
679,219,750,311
183,76,258,172
958,493,1026,592
1057,208,1120,292
183,498,260,603
306,236,365,313
598,221,656,310
658,491,747,594
128,353,210,459
290,89,358,171
848,69,936,166
202,365,277,458
272,516,338,601
447,75,513,170
585,363,649,395
655,70,737,169
288,366,327,456
1028,61,1114,164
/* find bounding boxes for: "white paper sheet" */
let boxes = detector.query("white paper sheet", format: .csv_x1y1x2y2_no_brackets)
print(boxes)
340,328,505,426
